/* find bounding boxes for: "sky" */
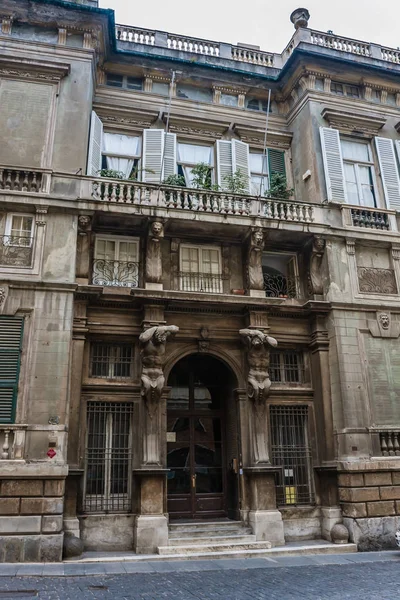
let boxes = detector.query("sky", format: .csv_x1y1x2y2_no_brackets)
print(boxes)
99,0,400,54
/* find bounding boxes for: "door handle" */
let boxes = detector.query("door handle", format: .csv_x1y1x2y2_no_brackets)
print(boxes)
191,474,197,488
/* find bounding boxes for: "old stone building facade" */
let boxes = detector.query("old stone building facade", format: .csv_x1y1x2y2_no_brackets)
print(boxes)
1,0,400,562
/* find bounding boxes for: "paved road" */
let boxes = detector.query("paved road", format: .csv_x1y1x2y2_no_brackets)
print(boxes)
1,552,400,599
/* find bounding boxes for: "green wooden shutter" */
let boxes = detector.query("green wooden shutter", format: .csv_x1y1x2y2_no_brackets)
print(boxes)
0,317,24,423
268,149,286,179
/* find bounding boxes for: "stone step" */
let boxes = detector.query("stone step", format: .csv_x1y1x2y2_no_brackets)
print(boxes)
169,521,247,532
168,527,253,539
168,534,257,546
158,540,272,555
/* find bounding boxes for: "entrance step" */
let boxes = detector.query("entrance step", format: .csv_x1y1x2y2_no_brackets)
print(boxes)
169,534,256,546
158,540,272,555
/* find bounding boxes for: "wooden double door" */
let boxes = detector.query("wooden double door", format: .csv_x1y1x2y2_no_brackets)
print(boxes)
167,355,233,519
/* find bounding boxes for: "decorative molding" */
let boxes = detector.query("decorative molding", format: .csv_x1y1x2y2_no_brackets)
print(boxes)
346,240,356,255
58,28,67,45
0,58,69,82
169,124,223,140
35,205,48,227
99,114,152,128
392,245,400,261
321,107,386,136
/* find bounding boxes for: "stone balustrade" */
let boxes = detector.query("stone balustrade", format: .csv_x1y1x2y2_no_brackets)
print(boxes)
0,425,28,461
378,431,400,456
90,177,317,224
115,23,400,69
341,206,398,232
0,166,51,194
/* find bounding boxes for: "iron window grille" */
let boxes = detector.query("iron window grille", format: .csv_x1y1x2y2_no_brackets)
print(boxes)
84,401,134,513
270,405,314,506
90,343,133,380
269,351,306,384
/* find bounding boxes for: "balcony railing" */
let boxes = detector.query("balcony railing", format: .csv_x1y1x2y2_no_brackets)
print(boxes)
263,273,300,299
350,208,390,230
92,259,139,287
0,167,49,193
310,31,371,56
0,425,28,461
357,267,397,294
90,177,316,224
378,431,400,456
0,236,33,267
178,272,224,293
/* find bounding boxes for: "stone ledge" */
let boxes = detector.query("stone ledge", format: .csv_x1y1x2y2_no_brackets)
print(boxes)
0,516,41,534
0,534,63,563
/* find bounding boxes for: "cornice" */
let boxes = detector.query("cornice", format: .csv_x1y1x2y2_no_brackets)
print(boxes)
321,106,386,136
0,56,70,81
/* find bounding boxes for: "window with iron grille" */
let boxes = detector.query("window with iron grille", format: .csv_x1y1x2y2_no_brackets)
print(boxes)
84,401,134,513
270,405,314,506
269,351,305,384
90,343,133,380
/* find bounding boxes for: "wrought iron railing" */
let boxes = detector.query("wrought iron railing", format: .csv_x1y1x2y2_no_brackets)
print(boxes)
178,271,224,294
378,431,400,456
92,259,139,288
351,208,390,230
357,267,397,294
0,236,33,267
263,273,300,298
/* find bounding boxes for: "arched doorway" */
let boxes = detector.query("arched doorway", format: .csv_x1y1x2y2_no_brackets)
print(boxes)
167,354,238,520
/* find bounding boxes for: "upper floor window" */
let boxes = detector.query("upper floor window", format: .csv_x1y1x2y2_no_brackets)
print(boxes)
90,343,133,380
1,215,34,268
177,143,214,187
246,97,270,113
177,84,213,103
331,82,360,98
152,81,170,96
220,93,238,107
93,236,139,288
341,139,376,207
102,133,141,179
179,245,222,293
249,150,286,196
262,253,299,299
106,74,143,91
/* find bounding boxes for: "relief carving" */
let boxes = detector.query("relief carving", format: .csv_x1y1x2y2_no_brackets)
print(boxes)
145,222,164,284
139,325,179,417
308,236,326,296
239,328,277,405
368,311,400,338
247,228,264,291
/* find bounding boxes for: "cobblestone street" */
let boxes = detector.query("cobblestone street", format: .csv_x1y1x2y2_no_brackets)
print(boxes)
1,552,400,599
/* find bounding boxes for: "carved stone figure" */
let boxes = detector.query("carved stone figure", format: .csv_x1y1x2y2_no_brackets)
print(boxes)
368,311,400,339
379,312,390,329
78,215,91,233
198,327,210,353
139,325,179,416
145,221,164,283
239,328,278,404
247,228,265,291
308,236,326,296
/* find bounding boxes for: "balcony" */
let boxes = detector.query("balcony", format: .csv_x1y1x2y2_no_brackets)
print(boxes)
378,431,400,456
263,273,301,299
0,166,51,194
178,272,225,294
89,177,317,225
92,259,139,288
341,206,397,232
357,267,397,294
0,236,33,267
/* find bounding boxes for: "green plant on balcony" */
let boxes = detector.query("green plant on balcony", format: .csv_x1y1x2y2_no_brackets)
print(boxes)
265,173,294,200
190,163,220,191
99,168,125,179
223,169,249,194
163,174,186,187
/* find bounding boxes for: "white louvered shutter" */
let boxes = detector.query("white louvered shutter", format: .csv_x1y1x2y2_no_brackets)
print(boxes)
232,140,250,193
395,140,400,167
163,133,177,179
319,127,347,202
216,140,233,189
87,111,103,176
375,137,400,210
142,129,164,182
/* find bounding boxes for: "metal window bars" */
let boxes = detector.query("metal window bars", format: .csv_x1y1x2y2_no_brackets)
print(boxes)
92,259,139,288
84,401,134,513
178,271,224,293
269,351,305,384
270,405,314,506
0,236,33,267
90,344,133,380
263,273,300,298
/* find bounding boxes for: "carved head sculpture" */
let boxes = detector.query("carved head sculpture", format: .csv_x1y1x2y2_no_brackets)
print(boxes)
251,228,264,249
150,221,164,239
313,236,325,253
78,215,91,231
379,312,390,330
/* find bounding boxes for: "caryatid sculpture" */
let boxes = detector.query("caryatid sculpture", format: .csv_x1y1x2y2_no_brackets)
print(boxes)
139,325,179,417
145,221,164,284
239,328,278,405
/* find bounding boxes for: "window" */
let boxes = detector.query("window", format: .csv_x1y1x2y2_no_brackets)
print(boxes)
152,81,170,96
245,97,270,113
102,133,141,179
220,93,238,107
90,343,133,379
1,215,34,267
262,253,299,298
179,245,222,293
270,351,305,384
106,73,143,91
84,401,133,513
177,84,213,103
270,405,314,505
0,317,24,424
177,143,213,187
331,82,360,98
93,236,139,288
249,149,286,196
341,139,376,207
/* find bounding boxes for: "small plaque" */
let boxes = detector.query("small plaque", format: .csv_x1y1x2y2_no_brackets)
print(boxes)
167,432,176,442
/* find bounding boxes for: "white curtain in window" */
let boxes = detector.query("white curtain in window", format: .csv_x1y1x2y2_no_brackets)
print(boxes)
103,133,140,178
178,144,212,187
